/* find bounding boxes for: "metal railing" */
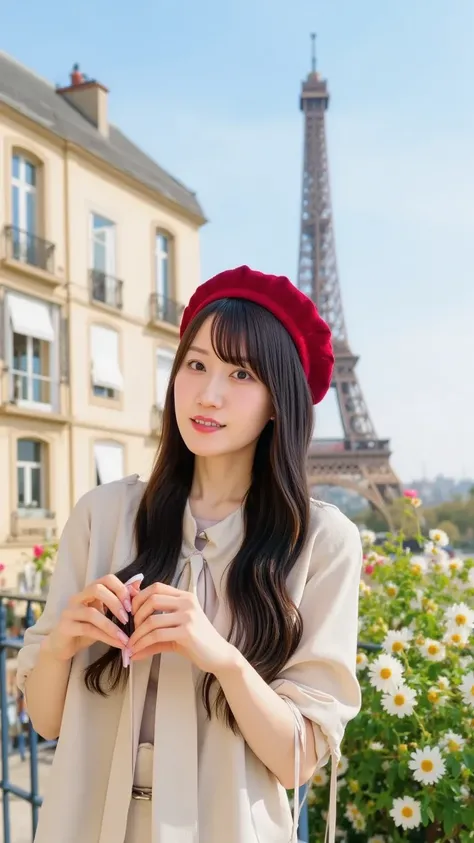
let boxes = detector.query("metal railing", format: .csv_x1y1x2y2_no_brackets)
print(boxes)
89,269,124,310
150,293,184,327
3,226,56,275
0,592,56,843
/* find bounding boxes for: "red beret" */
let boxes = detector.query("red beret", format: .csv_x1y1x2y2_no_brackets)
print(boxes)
180,265,334,405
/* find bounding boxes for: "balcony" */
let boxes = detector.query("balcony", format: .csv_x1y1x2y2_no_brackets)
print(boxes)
3,225,55,276
89,269,123,310
10,509,57,541
150,293,184,328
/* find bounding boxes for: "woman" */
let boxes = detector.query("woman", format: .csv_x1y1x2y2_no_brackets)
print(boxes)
17,266,362,843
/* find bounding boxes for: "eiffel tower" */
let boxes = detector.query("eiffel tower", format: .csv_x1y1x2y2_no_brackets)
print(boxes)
299,36,401,520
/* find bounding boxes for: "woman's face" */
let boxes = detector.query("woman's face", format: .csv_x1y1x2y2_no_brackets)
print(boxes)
174,316,273,459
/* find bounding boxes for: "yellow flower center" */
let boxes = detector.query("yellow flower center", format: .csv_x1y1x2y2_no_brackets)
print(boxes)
448,740,460,752
428,644,439,655
392,641,404,652
412,565,422,575
380,668,392,679
387,587,397,596
421,760,434,772
356,654,364,664
402,806,414,818
394,694,406,706
428,691,439,703
470,685,474,697
451,634,462,644
455,614,467,626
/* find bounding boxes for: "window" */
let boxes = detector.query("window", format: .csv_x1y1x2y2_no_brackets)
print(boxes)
94,441,124,486
155,232,170,300
11,153,37,262
6,292,58,410
90,214,119,307
90,325,123,399
156,348,175,409
17,439,45,513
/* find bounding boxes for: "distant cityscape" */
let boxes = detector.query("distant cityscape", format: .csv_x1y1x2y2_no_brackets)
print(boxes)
315,476,474,517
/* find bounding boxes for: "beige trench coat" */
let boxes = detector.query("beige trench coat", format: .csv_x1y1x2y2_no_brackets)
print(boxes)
17,475,362,843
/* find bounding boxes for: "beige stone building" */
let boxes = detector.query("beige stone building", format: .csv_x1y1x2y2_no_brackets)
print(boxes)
0,54,206,588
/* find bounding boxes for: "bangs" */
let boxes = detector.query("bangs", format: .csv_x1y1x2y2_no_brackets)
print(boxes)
208,299,267,380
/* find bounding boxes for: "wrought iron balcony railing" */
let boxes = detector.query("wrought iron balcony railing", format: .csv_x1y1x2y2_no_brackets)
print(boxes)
89,269,123,310
150,293,184,327
3,225,56,274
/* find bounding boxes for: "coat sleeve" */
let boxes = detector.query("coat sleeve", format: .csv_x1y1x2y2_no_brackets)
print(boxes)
271,504,362,770
16,491,92,695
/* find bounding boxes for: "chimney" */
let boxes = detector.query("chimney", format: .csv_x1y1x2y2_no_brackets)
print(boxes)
57,64,109,138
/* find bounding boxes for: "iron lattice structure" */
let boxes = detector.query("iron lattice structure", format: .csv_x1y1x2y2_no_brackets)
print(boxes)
298,43,401,518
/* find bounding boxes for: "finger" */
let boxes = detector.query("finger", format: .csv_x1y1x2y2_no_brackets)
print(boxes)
130,642,175,661
72,582,130,625
67,605,129,645
130,627,180,656
67,621,128,651
131,582,183,615
133,594,180,628
129,611,183,650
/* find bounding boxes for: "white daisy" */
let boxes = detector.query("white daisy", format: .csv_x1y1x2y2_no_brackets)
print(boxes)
459,785,470,803
337,755,349,777
440,731,465,753
431,552,451,575
410,556,429,576
382,627,413,656
368,654,404,692
427,685,448,706
352,814,366,832
360,529,376,547
344,802,360,822
385,581,398,598
356,652,368,671
389,795,422,830
459,671,474,707
408,746,446,785
448,557,464,574
419,638,446,662
429,528,449,547
312,767,328,787
445,603,474,630
381,684,417,718
369,741,384,751
437,676,450,690
443,626,470,648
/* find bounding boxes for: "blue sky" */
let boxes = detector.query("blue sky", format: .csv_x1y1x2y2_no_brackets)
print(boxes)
3,0,474,481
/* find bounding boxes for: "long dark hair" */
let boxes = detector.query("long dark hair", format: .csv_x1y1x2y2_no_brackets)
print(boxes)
84,298,314,730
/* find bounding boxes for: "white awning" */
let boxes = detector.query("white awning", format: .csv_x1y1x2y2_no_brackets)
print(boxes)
94,442,124,485
156,348,175,408
90,325,123,391
8,293,55,343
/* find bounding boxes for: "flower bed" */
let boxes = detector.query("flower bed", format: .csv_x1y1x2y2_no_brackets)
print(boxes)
308,525,474,843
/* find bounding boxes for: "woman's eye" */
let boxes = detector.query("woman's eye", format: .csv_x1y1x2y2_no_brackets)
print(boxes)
188,360,205,371
231,370,253,381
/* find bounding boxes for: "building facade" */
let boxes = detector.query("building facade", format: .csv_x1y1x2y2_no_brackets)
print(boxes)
0,55,206,587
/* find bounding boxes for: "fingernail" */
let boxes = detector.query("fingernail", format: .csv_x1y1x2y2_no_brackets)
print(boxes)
122,648,131,669
119,609,128,624
117,630,129,645
123,596,132,613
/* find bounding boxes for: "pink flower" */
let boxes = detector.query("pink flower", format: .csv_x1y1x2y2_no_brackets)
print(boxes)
33,545,44,558
364,564,375,575
403,489,418,499
0,563,5,573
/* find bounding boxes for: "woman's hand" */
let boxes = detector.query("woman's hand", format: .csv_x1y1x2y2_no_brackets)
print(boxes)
45,574,140,662
129,582,235,674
